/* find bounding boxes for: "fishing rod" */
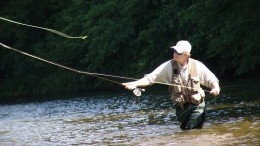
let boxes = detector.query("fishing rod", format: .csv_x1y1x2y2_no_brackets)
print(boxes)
1,43,212,96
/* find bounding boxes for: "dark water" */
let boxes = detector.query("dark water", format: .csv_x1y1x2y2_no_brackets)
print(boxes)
0,79,259,145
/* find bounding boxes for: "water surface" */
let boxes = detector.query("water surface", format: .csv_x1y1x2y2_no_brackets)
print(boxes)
0,79,259,145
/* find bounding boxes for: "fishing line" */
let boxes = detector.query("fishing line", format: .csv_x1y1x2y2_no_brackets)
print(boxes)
0,17,87,39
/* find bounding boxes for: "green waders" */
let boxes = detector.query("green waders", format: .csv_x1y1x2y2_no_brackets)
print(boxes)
176,100,206,130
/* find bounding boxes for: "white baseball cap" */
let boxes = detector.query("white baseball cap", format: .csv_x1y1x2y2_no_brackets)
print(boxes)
170,40,192,54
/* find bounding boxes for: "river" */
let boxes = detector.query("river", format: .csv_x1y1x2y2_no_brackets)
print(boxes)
0,78,259,145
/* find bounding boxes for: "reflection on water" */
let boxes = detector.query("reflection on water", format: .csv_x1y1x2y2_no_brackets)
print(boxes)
136,117,260,146
0,80,259,145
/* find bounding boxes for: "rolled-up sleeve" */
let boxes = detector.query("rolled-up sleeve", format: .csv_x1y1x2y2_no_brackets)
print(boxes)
144,60,172,85
197,61,219,88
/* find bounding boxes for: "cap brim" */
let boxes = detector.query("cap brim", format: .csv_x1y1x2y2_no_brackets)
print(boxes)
170,46,182,53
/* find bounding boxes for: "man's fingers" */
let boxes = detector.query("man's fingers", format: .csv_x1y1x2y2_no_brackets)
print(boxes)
122,82,136,90
210,88,220,96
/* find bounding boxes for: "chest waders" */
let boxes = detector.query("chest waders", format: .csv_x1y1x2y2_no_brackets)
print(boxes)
169,59,206,130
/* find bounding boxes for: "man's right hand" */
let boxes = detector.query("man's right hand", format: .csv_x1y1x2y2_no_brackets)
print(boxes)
122,82,137,90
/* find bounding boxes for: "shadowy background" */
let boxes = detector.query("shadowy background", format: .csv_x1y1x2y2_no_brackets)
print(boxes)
0,0,259,99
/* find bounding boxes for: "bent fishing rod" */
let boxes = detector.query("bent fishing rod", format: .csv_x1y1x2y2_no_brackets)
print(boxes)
0,43,212,96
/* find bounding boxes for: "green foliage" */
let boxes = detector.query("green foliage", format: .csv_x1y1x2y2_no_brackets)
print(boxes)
0,0,259,98
179,0,260,76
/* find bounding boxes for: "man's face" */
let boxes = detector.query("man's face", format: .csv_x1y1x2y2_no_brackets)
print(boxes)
173,50,188,65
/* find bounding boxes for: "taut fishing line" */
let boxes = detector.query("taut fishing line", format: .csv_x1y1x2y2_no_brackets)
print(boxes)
0,17,87,39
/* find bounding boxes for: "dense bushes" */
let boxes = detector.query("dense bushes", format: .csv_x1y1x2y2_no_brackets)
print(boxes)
0,0,259,97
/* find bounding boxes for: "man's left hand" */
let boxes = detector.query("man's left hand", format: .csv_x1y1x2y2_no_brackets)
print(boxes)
210,87,220,96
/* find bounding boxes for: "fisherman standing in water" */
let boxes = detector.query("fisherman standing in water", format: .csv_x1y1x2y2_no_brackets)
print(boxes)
123,40,220,130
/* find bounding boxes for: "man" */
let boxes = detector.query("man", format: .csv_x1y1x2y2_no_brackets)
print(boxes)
123,40,220,130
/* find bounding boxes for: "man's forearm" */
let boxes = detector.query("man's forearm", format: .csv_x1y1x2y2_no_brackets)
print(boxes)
122,77,151,90
130,77,151,87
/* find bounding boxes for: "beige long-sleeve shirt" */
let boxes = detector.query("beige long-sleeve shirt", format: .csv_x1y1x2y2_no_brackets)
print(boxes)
144,58,219,89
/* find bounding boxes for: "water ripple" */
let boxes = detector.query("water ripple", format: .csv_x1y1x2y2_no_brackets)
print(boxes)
0,93,259,145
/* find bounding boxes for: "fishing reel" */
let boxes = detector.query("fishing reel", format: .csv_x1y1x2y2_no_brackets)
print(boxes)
133,88,145,96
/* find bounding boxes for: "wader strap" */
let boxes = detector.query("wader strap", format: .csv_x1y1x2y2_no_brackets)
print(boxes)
171,60,180,79
188,58,198,77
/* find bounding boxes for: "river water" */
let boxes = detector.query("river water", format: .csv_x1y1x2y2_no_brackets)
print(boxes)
0,79,259,145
